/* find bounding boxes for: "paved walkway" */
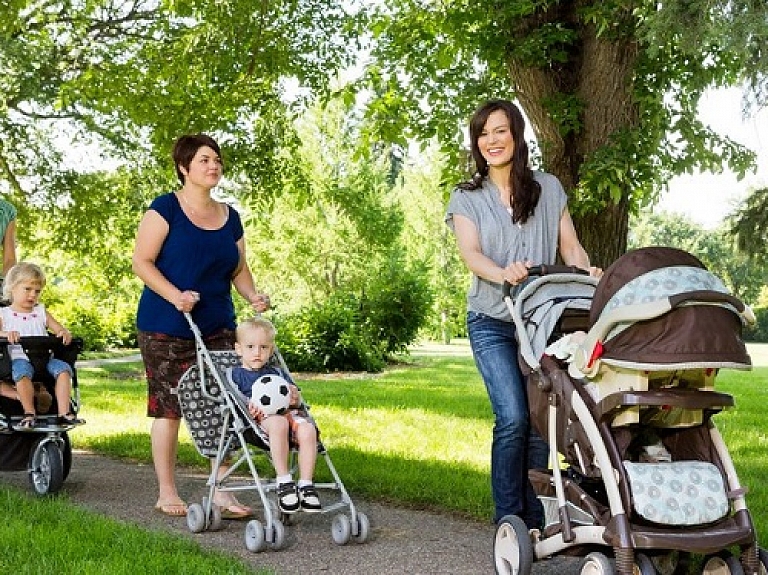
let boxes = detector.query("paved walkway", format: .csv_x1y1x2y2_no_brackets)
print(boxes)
1,451,582,574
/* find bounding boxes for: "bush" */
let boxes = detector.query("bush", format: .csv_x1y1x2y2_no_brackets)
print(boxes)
745,307,768,343
360,263,433,355
274,296,386,373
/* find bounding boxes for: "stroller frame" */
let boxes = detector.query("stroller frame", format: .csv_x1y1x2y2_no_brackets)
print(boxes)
178,313,369,552
492,265,766,575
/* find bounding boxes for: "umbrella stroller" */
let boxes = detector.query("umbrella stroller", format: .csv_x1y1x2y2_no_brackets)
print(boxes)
0,335,85,495
492,247,767,575
177,313,369,552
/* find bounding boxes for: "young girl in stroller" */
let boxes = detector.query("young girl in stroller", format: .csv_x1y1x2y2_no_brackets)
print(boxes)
231,317,321,514
0,262,82,429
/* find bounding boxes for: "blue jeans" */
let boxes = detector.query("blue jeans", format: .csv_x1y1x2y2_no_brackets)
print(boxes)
467,311,547,527
12,357,72,383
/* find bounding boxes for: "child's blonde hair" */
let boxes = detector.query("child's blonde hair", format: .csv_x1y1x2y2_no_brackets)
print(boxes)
3,262,45,302
235,317,276,343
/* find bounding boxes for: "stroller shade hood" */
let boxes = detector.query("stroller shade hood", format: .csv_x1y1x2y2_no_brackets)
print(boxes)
589,247,751,369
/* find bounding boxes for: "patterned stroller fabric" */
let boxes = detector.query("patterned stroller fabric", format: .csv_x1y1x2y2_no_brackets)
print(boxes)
178,349,243,458
588,246,751,370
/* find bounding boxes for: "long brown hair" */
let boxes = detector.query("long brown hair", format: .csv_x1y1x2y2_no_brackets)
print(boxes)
458,99,541,224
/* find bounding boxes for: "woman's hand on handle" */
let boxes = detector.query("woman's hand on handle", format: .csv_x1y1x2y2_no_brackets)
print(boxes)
501,261,531,287
175,290,200,313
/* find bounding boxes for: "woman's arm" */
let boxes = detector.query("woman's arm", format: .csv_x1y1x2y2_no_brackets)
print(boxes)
132,210,198,311
231,237,270,312
558,208,591,269
452,214,530,285
2,219,17,275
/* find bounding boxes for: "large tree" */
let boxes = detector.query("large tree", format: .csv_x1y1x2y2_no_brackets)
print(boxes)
359,0,762,265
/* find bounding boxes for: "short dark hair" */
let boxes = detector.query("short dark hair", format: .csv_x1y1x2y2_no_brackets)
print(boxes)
172,134,222,184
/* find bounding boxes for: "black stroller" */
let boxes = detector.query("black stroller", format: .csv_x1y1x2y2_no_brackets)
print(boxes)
492,247,767,575
0,335,84,495
177,313,370,552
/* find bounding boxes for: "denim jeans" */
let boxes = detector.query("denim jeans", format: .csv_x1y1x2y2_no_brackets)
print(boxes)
467,311,547,527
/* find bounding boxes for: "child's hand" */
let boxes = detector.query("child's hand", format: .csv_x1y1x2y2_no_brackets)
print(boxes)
56,329,72,345
289,384,300,407
248,400,265,422
5,330,20,344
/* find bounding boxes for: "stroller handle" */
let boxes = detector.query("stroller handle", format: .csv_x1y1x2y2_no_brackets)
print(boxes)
502,265,589,299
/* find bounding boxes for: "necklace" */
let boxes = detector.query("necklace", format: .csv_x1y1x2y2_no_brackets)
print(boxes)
179,192,215,217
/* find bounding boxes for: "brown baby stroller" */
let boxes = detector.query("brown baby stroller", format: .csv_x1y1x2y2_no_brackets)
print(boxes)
493,247,766,575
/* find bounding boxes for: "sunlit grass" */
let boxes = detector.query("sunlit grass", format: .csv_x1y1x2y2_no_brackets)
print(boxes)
0,487,263,574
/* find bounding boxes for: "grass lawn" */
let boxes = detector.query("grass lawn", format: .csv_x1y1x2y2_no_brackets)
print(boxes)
1,340,766,572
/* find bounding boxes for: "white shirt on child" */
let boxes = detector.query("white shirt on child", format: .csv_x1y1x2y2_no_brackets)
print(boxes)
0,304,48,361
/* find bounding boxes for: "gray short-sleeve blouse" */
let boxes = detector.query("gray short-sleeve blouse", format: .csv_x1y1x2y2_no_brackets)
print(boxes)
445,171,567,320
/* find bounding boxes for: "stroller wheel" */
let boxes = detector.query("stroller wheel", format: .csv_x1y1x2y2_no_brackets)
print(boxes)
351,512,370,544
759,548,768,575
702,552,744,575
266,518,286,550
208,503,223,531
634,553,655,575
245,519,266,553
28,439,64,496
579,551,614,575
494,515,533,575
331,513,351,545
187,503,206,533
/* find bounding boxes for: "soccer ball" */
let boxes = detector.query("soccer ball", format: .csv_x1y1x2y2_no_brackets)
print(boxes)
251,374,291,416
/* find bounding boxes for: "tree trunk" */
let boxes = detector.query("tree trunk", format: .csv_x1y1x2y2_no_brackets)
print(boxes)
506,7,638,266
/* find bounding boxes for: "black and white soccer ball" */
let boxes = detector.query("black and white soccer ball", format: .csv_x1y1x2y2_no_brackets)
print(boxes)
251,374,291,416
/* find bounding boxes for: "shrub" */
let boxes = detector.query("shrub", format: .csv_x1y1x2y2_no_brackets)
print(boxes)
745,307,768,343
274,296,386,373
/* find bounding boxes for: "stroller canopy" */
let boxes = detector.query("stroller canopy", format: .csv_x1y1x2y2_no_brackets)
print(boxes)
588,246,751,370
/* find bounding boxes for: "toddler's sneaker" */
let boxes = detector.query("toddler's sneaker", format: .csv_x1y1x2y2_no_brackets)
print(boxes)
299,484,322,513
277,482,300,514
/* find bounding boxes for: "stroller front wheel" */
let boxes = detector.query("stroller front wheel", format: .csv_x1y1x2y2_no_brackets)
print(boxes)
186,503,206,533
494,514,533,575
28,439,64,496
331,513,351,545
245,519,267,552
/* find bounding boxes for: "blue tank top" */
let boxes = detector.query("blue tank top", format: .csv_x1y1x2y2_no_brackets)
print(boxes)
136,193,244,338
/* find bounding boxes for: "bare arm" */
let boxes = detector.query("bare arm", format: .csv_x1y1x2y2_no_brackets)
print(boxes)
452,214,531,285
45,311,71,345
131,210,197,311
232,237,270,313
559,208,602,277
2,219,17,276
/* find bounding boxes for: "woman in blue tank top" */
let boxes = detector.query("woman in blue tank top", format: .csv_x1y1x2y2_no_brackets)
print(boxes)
132,134,270,518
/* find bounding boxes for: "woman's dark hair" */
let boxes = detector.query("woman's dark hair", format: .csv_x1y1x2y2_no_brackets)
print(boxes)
172,134,222,184
458,99,541,224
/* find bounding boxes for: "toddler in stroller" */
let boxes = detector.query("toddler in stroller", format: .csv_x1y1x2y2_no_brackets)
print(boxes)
177,312,369,552
0,262,85,495
493,247,767,575
230,317,322,514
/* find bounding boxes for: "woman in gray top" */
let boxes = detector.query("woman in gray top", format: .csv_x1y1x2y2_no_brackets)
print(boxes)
445,99,599,528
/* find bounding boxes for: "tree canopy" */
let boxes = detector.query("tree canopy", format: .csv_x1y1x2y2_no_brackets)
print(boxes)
359,0,764,265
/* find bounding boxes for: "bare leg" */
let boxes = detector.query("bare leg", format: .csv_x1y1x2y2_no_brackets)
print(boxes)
151,417,185,508
295,421,318,483
261,415,291,476
0,382,18,400
54,371,72,416
16,376,35,415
